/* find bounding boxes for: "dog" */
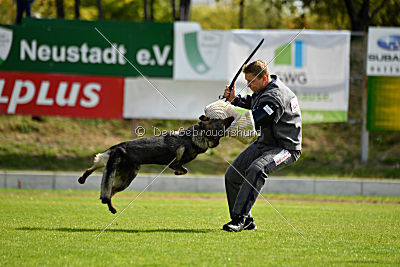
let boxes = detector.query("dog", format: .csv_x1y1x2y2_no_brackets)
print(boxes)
78,115,234,214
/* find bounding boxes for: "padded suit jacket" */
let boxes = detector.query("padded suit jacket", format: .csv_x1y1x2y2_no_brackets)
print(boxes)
233,74,302,151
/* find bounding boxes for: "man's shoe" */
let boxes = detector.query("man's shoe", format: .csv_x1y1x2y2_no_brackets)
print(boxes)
222,215,245,232
243,217,257,230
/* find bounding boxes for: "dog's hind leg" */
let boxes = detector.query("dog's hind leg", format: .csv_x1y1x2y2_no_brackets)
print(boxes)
111,165,140,197
102,165,140,214
78,151,110,184
100,166,118,214
100,148,125,213
104,197,117,214
100,159,117,207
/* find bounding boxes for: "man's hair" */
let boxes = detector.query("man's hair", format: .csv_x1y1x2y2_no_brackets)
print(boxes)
242,60,270,79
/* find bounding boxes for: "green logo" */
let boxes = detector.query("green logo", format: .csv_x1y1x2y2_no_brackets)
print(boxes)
274,40,304,68
184,31,223,74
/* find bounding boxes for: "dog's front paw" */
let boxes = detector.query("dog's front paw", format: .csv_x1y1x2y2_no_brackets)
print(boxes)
78,176,86,184
174,167,188,175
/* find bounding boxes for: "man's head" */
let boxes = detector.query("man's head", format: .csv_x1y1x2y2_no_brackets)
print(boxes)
242,60,271,92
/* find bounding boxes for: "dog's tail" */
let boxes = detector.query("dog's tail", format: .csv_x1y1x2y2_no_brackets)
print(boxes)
78,150,110,184
93,151,110,168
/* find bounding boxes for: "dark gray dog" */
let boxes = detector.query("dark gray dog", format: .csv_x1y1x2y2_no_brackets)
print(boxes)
78,116,234,214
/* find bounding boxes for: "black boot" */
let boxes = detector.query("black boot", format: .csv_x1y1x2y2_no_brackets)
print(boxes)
222,214,245,232
243,217,257,230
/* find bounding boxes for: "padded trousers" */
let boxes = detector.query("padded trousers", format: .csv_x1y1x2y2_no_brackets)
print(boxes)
225,141,300,218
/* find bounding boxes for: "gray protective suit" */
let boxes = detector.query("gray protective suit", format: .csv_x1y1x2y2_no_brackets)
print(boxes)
226,74,302,218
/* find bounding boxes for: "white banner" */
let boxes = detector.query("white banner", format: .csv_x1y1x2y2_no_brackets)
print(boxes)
231,30,350,121
367,27,400,76
174,24,351,122
123,77,226,120
173,22,231,81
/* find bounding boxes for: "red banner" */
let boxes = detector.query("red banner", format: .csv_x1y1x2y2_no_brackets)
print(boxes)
0,71,124,119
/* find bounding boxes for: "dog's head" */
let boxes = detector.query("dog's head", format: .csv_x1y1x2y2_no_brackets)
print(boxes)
197,115,234,148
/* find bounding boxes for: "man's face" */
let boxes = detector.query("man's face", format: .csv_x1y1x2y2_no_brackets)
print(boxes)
244,73,268,92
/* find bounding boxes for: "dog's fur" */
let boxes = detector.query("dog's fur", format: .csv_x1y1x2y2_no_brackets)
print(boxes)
78,116,234,214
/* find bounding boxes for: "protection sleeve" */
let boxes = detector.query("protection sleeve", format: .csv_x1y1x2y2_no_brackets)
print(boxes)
251,102,279,129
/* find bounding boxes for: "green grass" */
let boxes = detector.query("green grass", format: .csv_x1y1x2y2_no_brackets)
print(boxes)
1,189,399,266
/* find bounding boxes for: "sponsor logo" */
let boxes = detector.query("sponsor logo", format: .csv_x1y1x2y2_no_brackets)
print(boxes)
290,97,300,113
274,40,307,85
0,26,13,65
377,35,400,51
368,54,400,62
273,149,291,166
184,31,223,74
276,71,307,85
274,40,305,68
263,104,274,115
0,71,123,119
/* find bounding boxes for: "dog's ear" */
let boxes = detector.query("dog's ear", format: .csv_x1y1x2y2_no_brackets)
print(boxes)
199,115,210,121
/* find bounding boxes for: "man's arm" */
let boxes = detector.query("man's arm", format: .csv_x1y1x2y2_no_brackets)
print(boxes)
251,101,280,129
223,84,251,110
231,95,252,109
251,94,283,128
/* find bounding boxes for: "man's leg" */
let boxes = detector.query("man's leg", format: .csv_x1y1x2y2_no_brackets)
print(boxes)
224,147,298,232
15,0,24,24
25,0,32,17
224,142,263,219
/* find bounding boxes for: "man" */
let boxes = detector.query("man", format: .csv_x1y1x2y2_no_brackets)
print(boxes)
15,0,34,24
222,60,302,232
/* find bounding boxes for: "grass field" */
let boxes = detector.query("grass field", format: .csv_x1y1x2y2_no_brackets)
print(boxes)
1,189,399,266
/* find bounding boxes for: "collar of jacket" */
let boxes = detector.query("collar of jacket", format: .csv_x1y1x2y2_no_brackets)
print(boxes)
252,74,279,98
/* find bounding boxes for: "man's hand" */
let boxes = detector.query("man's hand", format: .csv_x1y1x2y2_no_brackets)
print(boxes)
224,85,236,102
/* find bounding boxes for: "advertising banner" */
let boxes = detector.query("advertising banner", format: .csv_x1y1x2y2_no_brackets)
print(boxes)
123,77,226,120
0,71,124,119
367,27,400,131
367,27,400,76
173,22,231,81
0,20,351,122
231,30,350,122
174,24,350,122
367,76,400,131
0,19,173,78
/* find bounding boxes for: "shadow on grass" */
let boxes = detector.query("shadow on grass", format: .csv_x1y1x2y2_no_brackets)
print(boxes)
17,226,214,234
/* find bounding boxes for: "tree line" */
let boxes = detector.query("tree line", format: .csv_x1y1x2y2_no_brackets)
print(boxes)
1,0,399,31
